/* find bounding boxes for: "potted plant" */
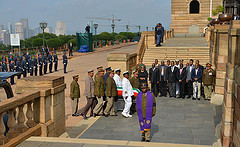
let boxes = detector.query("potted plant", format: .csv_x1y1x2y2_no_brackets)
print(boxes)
99,40,103,48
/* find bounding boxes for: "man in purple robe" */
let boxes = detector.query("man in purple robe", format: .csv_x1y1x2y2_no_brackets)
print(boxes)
136,83,156,142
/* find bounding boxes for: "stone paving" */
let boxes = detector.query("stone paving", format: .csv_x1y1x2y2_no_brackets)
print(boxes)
80,97,222,145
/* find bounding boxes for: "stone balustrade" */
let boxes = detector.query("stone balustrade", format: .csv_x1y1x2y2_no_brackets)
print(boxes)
0,76,66,147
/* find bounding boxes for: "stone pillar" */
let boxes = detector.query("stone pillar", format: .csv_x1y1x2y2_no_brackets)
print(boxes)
108,53,129,78
211,29,229,105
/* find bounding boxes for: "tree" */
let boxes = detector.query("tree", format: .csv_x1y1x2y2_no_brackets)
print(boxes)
32,38,43,47
67,38,77,46
46,38,62,48
115,35,127,42
97,32,112,41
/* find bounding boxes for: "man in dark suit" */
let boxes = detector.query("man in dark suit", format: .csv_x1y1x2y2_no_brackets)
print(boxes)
177,64,187,98
159,60,168,97
68,42,73,56
149,63,160,97
166,61,178,98
191,64,203,100
196,60,204,97
186,59,195,98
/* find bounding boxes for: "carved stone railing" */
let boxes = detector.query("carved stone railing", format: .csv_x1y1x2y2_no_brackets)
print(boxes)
0,76,66,147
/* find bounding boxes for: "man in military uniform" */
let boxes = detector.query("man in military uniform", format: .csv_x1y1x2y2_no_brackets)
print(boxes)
20,52,24,61
48,51,53,73
136,83,156,142
16,58,22,79
53,51,58,71
21,56,27,77
9,60,15,84
104,70,117,117
130,71,139,89
14,53,19,64
28,56,34,76
33,54,38,76
2,55,6,64
93,69,105,117
63,51,68,73
136,59,145,71
25,51,30,73
103,67,111,84
2,60,8,72
43,52,48,74
8,54,13,64
38,54,43,76
70,75,81,116
94,66,103,80
202,63,216,100
80,69,96,119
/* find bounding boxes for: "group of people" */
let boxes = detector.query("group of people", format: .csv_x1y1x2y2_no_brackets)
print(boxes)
137,58,216,100
0,49,70,84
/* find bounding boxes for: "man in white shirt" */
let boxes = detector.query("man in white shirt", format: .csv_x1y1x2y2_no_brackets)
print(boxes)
113,68,122,87
122,71,134,118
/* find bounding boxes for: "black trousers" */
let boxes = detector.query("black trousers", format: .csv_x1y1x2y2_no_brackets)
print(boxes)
179,81,185,98
159,76,167,96
187,80,193,97
17,72,21,79
10,76,14,85
22,69,27,77
69,49,73,56
64,63,67,73
151,82,159,97
30,67,33,76
44,63,47,74
49,62,53,73
39,65,43,76
34,66,38,76
54,62,58,71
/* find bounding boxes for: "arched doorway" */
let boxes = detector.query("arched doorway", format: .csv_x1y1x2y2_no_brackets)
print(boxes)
189,0,200,14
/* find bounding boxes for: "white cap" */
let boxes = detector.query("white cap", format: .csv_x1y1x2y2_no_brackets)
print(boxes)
123,71,129,75
115,68,121,72
88,69,94,73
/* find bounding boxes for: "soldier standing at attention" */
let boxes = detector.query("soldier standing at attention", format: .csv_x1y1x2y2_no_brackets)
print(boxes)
130,71,139,89
63,51,68,73
48,51,53,73
1,60,8,72
43,52,48,74
38,54,43,76
202,63,216,100
33,54,38,76
136,83,156,142
16,58,21,79
9,60,15,84
53,51,58,71
20,52,24,61
80,70,96,119
93,69,105,117
14,53,19,64
21,56,27,77
70,75,81,117
28,56,34,76
104,70,117,117
25,51,30,73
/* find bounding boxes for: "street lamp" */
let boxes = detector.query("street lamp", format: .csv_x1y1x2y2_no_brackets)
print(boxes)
146,27,149,31
93,23,98,35
138,25,141,33
111,24,115,43
39,22,47,47
126,25,129,32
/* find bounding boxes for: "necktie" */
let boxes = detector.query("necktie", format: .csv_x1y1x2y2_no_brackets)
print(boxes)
180,69,182,75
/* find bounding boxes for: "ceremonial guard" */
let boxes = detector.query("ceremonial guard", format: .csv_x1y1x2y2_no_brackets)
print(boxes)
122,71,133,118
2,60,8,72
48,51,53,73
130,71,139,89
1,55,6,64
104,70,117,116
25,51,30,73
14,53,19,64
94,66,103,80
38,54,43,76
93,69,105,117
113,69,122,87
53,51,58,71
103,67,111,84
16,58,22,79
43,52,48,74
33,54,38,76
202,63,216,100
20,52,24,61
81,70,96,119
21,56,27,77
9,60,15,84
136,83,156,142
28,56,34,76
63,51,68,73
8,54,13,64
70,75,81,116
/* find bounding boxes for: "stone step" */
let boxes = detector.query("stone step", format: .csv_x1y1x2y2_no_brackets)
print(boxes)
144,51,210,54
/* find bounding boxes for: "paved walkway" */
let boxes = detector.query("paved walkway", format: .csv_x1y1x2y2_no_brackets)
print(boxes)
161,37,208,47
79,97,221,145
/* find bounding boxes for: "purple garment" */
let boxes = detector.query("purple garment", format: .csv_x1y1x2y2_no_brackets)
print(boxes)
136,91,153,132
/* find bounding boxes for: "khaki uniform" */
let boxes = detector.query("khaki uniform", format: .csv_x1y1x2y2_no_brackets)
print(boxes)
104,76,117,115
93,75,105,115
70,80,80,114
202,68,216,100
130,76,139,89
137,92,156,141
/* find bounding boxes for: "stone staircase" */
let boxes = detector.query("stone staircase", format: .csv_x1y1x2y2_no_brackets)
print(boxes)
143,37,210,68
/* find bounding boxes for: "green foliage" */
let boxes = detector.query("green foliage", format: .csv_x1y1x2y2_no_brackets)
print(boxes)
0,43,11,51
208,17,213,22
67,38,77,46
212,5,224,16
32,38,43,47
115,35,127,41
46,38,62,48
119,32,135,39
97,32,112,41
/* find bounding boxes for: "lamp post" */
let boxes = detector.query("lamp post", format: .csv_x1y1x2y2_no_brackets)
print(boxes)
111,24,115,44
138,25,141,33
93,23,98,35
39,22,47,47
146,27,149,31
126,25,129,32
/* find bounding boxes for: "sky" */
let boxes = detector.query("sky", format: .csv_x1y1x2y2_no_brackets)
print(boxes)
0,0,171,34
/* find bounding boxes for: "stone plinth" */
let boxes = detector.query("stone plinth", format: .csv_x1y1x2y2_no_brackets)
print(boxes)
108,53,129,77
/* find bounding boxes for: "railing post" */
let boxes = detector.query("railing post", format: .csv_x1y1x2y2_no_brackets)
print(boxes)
26,101,35,128
0,113,8,145
6,108,18,139
17,104,27,133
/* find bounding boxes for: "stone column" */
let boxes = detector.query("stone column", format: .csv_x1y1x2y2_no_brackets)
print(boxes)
108,53,129,78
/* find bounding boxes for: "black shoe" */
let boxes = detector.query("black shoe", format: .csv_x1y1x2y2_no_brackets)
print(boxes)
198,98,200,101
187,96,191,99
146,140,150,142
72,113,80,117
81,114,88,119
104,114,109,117
141,137,146,142
93,113,97,117
192,98,196,100
174,96,176,98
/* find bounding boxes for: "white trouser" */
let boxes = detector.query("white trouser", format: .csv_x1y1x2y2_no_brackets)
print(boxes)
176,83,180,95
122,96,132,116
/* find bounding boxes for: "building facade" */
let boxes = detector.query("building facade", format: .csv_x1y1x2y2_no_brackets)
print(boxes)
170,0,222,36
55,21,66,36
20,18,29,39
15,22,24,40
